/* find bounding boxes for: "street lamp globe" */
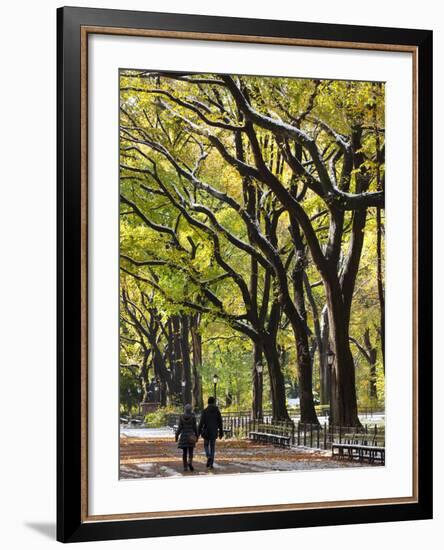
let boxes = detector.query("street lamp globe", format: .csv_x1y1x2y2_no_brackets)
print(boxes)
213,373,218,384
256,363,263,374
181,380,186,388
327,350,335,366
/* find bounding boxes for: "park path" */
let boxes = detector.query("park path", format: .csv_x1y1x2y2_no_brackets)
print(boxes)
120,432,372,479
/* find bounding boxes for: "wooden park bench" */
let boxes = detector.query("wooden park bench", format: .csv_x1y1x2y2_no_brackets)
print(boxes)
249,422,293,448
332,433,385,464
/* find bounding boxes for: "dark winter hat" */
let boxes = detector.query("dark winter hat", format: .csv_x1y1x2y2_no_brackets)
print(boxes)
184,403,193,414
208,396,215,405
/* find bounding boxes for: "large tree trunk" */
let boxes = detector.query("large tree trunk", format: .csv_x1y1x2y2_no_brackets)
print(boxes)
152,348,168,407
263,300,291,421
180,315,193,406
170,315,183,401
373,85,385,373
190,314,204,411
159,381,167,407
290,275,319,424
237,131,265,421
166,319,178,403
292,325,319,424
262,334,290,421
351,329,378,401
151,344,170,407
303,273,323,390
320,128,370,427
288,224,319,425
140,350,151,403
319,305,330,405
376,206,385,373
363,328,378,400
252,342,263,419
325,276,360,427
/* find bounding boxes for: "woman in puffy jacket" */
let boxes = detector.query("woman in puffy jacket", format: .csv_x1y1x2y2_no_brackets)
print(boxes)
175,403,198,472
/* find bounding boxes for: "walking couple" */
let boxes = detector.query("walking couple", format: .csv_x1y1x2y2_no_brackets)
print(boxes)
175,397,223,472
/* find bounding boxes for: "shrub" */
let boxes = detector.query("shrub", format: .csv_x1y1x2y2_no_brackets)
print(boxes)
143,404,183,427
144,409,167,427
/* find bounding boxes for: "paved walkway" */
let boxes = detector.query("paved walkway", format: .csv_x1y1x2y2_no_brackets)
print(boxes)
120,433,375,479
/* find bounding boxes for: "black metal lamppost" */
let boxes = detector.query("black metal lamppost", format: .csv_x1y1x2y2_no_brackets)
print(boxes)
181,379,186,406
126,387,132,415
154,377,160,404
213,373,218,403
136,386,142,415
256,362,264,419
327,350,335,423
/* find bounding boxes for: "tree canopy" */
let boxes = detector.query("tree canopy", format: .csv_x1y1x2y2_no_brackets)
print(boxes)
119,71,385,425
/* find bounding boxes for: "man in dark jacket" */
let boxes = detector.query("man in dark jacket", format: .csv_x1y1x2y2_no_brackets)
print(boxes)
198,396,223,468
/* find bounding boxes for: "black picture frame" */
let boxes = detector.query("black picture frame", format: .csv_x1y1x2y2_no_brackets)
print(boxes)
57,6,433,543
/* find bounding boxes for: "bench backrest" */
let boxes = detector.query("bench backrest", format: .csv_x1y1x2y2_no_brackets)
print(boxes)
255,422,293,436
343,433,385,446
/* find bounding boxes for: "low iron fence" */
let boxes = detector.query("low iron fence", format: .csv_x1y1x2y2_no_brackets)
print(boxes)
295,422,385,450
164,413,384,450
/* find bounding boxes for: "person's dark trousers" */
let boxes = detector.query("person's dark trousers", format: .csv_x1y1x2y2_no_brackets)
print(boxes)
182,447,194,470
204,438,216,466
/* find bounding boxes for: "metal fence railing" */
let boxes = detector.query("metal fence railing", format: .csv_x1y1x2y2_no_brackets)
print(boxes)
161,413,385,451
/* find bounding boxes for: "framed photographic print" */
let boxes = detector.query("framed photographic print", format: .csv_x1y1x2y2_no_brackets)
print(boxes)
57,6,433,543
